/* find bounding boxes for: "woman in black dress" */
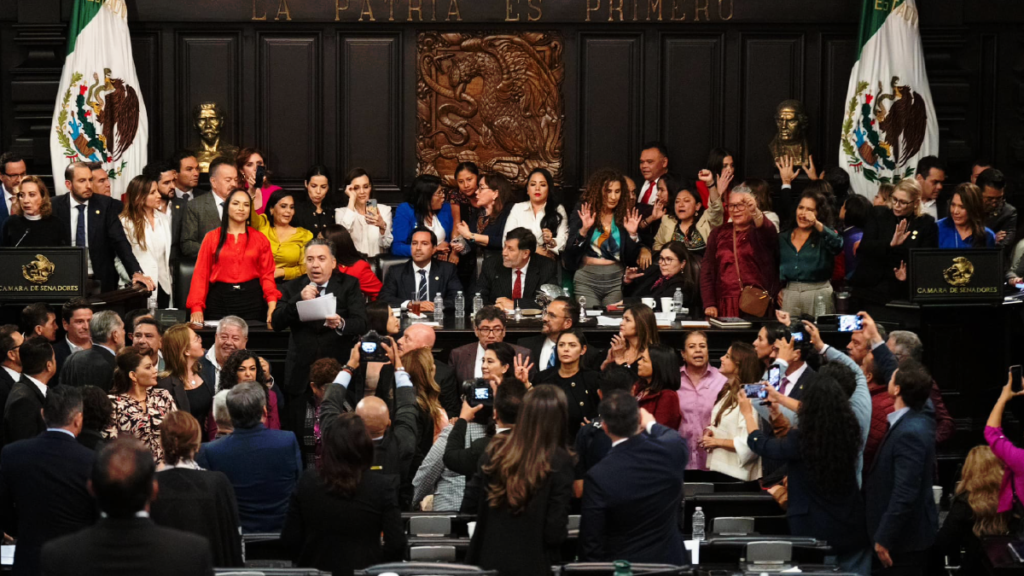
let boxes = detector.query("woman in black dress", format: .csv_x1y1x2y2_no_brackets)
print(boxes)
623,240,701,309
534,328,599,442
466,385,574,576
291,164,339,239
157,324,214,441
1,175,65,247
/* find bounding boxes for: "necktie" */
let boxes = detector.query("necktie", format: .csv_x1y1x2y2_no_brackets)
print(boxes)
778,376,790,396
183,193,190,202
513,269,523,300
75,204,87,247
640,179,657,205
417,269,428,303
547,346,557,369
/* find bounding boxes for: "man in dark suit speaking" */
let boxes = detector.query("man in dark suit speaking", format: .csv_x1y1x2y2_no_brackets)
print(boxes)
379,227,463,312
272,238,368,403
51,162,154,294
477,227,557,311
41,437,214,576
865,360,938,575
579,390,688,565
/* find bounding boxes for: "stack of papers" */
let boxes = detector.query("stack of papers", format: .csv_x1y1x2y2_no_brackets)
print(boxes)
596,316,621,327
296,295,337,321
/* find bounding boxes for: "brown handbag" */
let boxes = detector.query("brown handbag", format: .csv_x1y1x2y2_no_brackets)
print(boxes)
733,227,770,317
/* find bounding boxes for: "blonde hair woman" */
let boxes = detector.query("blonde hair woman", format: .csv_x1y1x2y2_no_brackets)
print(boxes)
402,348,449,462
2,175,64,247
929,446,1008,574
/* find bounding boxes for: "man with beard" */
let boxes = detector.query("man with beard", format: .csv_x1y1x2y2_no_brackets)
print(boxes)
170,149,201,201
132,317,164,372
144,161,186,275
518,296,601,371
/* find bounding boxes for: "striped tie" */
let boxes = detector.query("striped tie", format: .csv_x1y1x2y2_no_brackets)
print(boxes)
417,269,428,303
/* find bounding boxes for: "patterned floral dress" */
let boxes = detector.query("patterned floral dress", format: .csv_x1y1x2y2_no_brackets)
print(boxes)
105,387,178,465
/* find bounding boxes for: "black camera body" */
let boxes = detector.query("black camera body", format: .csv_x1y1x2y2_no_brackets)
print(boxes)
254,165,266,188
359,330,390,363
461,378,493,407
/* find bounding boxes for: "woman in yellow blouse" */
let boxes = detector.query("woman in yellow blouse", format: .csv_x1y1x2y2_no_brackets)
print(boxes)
252,189,314,284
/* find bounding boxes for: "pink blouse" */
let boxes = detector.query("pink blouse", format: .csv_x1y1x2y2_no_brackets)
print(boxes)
677,366,727,470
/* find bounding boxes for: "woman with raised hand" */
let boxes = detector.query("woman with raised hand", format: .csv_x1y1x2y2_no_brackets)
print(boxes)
653,172,723,256
236,147,282,215
603,304,659,375
778,184,843,317
335,168,393,258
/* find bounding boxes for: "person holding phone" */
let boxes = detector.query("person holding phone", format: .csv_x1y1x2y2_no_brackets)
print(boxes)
984,368,1024,531
702,342,764,481
334,168,393,258
236,148,282,215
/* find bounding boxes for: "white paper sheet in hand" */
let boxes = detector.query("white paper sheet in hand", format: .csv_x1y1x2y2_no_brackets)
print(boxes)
297,295,336,322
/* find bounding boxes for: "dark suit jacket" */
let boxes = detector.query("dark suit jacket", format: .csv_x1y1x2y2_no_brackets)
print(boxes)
3,377,46,446
0,431,97,576
59,346,116,392
40,516,214,576
785,364,816,403
579,424,687,564
272,272,368,400
164,197,186,267
180,190,223,259
156,374,191,413
0,184,10,232
343,360,460,420
865,408,938,553
465,447,574,576
448,341,533,384
748,427,868,554
518,334,603,372
151,468,243,567
0,367,16,446
281,469,405,576
477,254,557,309
378,259,463,311
849,207,938,303
52,338,73,375
51,193,142,293
196,424,303,533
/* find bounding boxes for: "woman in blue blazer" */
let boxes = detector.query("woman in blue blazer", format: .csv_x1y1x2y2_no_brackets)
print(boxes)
391,174,454,258
744,375,871,575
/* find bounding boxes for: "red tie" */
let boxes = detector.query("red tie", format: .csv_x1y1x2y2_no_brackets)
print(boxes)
640,179,657,205
513,269,523,300
778,377,790,395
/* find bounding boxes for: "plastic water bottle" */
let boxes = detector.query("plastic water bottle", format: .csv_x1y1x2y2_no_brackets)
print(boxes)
692,507,705,541
514,302,522,322
813,293,828,320
455,291,465,319
434,293,444,322
473,292,484,316
612,561,633,576
673,288,684,314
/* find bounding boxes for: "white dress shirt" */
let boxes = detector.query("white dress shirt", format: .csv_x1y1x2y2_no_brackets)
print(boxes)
175,187,194,201
502,201,570,255
68,194,93,275
25,374,47,398
510,259,530,299
402,262,432,310
335,204,393,257
3,366,20,383
206,347,223,392
66,335,85,355
637,176,663,206
539,337,557,370
426,213,447,245
781,362,808,397
474,343,486,379
922,199,937,220
2,184,14,214
122,210,174,307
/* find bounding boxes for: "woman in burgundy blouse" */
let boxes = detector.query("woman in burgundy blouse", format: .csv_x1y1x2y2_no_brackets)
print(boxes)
700,185,780,319
187,189,281,326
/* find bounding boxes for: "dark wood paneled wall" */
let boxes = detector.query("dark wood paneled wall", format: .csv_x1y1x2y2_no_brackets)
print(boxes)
1,0,1023,202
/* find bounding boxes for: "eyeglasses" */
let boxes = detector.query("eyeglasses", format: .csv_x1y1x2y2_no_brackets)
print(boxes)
658,257,678,264
727,203,747,211
432,189,446,198
543,311,569,320
892,198,912,207
476,326,505,335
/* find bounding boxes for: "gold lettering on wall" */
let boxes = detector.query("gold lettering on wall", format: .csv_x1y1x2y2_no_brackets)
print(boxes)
335,0,350,20
585,0,600,21
647,0,663,20
718,0,732,19
408,0,423,20
527,0,543,21
694,0,708,21
670,0,685,20
608,0,624,21
505,0,521,21
446,0,463,21
252,0,267,20
359,0,376,21
274,0,292,20
383,0,395,20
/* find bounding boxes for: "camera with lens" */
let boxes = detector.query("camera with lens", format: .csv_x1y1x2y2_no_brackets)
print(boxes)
359,330,390,363
461,378,494,407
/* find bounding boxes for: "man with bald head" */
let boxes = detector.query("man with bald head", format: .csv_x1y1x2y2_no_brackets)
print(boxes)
319,341,419,509
398,324,460,417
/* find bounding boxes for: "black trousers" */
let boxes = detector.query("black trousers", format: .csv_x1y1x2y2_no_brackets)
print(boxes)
206,279,267,323
872,549,928,576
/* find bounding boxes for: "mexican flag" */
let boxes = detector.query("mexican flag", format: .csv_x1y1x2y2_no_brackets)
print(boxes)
50,0,148,200
839,0,938,198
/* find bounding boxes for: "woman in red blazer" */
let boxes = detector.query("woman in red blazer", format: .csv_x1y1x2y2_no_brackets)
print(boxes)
326,224,382,301
633,343,682,430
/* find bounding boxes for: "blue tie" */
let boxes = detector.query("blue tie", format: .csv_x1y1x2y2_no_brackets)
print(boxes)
75,204,86,247
417,270,428,303
547,347,557,369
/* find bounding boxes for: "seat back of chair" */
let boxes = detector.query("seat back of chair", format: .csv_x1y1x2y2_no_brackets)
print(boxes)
712,516,755,535
408,546,458,562
409,515,452,537
746,540,793,564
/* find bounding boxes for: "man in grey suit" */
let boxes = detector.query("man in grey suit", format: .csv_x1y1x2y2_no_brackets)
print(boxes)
180,156,238,258
60,311,124,393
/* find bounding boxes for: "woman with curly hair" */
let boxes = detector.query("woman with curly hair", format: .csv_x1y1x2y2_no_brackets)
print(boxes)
402,348,449,459
929,445,1008,575
211,349,281,437
465,385,574,576
779,184,843,317
702,342,764,481
744,375,869,574
565,169,643,307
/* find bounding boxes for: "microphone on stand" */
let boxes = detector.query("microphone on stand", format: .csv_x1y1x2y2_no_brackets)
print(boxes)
13,229,29,247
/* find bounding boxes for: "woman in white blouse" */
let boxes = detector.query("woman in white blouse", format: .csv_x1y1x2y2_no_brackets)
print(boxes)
502,168,568,259
120,175,173,309
701,342,763,481
335,167,393,257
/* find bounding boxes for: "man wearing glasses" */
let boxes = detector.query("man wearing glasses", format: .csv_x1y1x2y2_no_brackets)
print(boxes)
518,296,601,372
447,305,532,383
976,168,1017,254
0,152,27,231
0,325,24,440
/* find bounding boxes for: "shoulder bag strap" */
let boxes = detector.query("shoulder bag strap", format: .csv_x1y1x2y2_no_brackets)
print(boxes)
732,226,745,288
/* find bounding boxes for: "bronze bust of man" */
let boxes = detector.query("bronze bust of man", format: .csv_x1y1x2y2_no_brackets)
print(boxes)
193,102,238,173
769,100,810,166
